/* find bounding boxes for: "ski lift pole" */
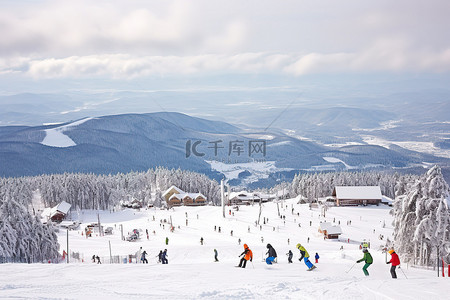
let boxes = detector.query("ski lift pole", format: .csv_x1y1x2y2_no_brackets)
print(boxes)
345,262,357,273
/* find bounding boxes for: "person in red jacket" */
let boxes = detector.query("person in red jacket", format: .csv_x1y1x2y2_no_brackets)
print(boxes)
386,249,400,278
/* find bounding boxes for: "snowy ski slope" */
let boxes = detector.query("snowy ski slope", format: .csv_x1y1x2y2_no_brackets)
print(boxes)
0,199,448,299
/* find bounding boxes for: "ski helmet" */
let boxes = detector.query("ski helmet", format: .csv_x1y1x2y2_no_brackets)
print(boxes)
296,243,301,249
388,249,395,255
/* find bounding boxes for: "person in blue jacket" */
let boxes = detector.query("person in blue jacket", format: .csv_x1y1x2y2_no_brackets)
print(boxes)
315,252,320,263
266,244,277,265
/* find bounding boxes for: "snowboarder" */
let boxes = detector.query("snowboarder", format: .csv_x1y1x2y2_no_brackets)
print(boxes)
386,249,400,278
200,237,204,245
315,252,319,263
296,243,316,271
161,249,168,264
356,249,373,276
141,250,148,264
286,250,293,263
214,249,219,262
237,244,253,268
266,244,277,265
165,237,169,245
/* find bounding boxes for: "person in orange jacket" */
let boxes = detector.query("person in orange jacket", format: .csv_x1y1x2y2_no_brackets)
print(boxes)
237,244,253,268
386,249,400,278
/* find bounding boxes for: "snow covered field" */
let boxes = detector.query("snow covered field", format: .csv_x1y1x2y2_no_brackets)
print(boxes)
1,200,448,299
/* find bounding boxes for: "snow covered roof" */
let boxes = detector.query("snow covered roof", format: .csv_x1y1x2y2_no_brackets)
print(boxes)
55,201,71,214
319,222,342,235
227,191,260,201
162,185,185,197
169,193,207,200
332,186,382,200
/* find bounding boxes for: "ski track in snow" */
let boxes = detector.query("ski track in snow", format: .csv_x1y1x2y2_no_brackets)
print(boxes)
41,117,94,148
0,200,447,299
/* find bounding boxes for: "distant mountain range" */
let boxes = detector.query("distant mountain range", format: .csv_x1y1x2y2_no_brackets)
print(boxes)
0,112,449,187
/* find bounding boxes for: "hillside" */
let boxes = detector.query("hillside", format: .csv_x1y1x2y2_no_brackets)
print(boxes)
0,112,448,186
1,199,447,299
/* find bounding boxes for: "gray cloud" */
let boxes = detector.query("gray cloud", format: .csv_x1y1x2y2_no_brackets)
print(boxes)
0,0,449,79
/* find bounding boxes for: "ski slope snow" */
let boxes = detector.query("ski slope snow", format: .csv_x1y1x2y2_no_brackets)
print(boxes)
0,199,448,299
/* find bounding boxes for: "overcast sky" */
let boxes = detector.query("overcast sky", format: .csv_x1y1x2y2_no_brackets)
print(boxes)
0,0,449,91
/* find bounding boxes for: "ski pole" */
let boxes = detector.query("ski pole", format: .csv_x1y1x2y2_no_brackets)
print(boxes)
346,262,357,273
399,266,408,279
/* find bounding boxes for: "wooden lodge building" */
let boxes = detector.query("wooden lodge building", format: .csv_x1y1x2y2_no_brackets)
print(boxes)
318,222,342,239
162,185,207,207
332,186,382,206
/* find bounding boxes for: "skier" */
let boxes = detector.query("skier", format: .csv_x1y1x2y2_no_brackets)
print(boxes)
296,243,316,271
141,250,148,264
286,250,293,263
157,250,163,263
200,237,204,245
315,253,320,263
266,244,277,265
161,249,168,264
214,249,219,262
92,255,96,263
238,238,241,245
96,255,101,264
165,237,169,245
386,249,400,278
356,249,373,276
237,244,253,268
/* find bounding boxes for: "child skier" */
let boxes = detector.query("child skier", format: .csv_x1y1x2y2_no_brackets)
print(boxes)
315,252,320,263
296,243,316,271
141,250,148,264
286,250,293,263
386,249,400,278
214,249,219,262
237,244,253,268
265,244,277,265
356,249,373,276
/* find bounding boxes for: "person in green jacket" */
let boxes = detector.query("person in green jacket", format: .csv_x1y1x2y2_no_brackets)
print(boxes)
356,249,373,276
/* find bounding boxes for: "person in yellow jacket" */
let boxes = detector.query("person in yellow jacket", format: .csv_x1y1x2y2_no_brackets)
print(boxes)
296,243,316,271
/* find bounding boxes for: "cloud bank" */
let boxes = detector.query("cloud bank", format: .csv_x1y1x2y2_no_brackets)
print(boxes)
0,0,449,79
